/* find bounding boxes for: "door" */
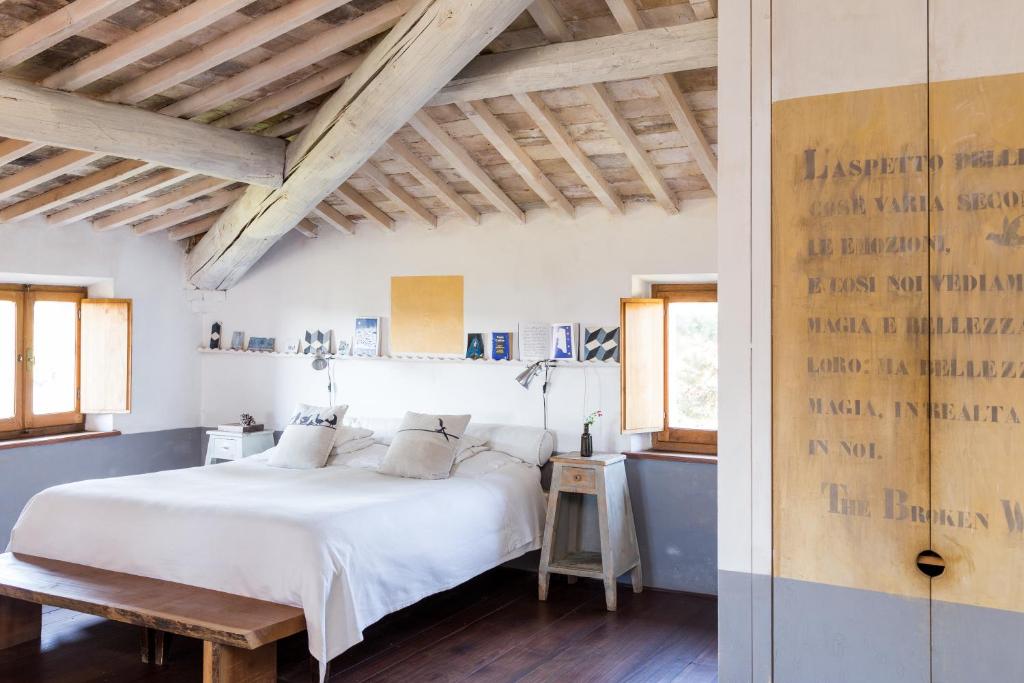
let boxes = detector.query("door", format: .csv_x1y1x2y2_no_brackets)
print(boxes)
771,2,933,680
928,2,1024,679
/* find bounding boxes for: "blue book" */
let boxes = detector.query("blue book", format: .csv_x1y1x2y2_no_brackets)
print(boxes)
491,332,511,361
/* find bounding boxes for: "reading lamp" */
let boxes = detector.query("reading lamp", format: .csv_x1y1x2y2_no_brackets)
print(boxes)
516,360,554,429
312,348,335,405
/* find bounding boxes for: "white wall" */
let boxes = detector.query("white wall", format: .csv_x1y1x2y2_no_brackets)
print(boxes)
199,201,717,452
1,218,201,434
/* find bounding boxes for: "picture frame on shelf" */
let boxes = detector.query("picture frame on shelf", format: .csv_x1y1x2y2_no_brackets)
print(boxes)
582,326,620,362
491,332,512,361
209,322,222,350
466,333,485,359
230,331,244,351
353,317,381,356
549,323,579,361
302,329,332,355
247,336,276,353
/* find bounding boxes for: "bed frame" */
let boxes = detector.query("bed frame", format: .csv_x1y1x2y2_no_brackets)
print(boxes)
0,552,306,682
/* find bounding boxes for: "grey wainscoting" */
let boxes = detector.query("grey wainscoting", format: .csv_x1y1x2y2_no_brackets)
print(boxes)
0,427,204,547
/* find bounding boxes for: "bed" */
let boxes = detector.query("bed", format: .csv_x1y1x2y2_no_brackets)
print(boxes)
6,443,546,674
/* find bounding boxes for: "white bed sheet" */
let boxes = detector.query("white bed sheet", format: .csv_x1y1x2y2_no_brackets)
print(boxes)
7,446,545,670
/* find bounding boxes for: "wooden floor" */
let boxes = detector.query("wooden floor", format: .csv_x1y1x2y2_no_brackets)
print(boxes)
0,568,717,682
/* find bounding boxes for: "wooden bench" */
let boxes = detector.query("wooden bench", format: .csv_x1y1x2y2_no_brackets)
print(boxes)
0,552,306,682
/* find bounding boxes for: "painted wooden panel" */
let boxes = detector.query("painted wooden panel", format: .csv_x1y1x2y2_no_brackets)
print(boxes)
929,72,1024,614
80,299,132,414
772,84,931,598
389,276,464,355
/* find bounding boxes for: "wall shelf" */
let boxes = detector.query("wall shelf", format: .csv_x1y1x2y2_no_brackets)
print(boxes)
196,347,618,367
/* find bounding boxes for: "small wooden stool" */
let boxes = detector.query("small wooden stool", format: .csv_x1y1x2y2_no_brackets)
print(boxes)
538,453,642,611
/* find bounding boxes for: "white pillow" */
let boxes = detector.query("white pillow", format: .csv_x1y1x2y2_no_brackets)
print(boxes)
453,450,522,477
327,441,385,469
267,404,348,469
333,425,372,449
454,434,490,464
344,416,403,444
332,435,376,455
463,423,555,466
378,412,471,480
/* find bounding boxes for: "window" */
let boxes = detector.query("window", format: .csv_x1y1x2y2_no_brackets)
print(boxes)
652,284,717,454
620,283,718,455
0,285,132,441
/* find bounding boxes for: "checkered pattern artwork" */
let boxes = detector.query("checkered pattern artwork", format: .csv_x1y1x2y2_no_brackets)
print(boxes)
582,327,620,362
302,329,331,355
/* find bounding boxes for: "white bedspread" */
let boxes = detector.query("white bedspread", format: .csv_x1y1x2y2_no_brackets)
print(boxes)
7,448,545,669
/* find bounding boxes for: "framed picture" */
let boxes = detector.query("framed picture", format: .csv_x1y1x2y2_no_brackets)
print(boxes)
230,331,244,351
549,323,578,361
491,332,512,361
353,317,380,356
302,329,332,355
248,336,276,353
582,326,620,362
209,322,222,350
466,333,485,359
336,339,351,357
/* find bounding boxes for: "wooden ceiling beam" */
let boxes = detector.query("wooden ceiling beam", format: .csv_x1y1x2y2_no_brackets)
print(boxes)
429,21,717,106
103,0,356,105
360,163,437,228
0,78,285,187
409,111,525,223
527,1,573,42
310,202,356,236
606,0,717,193
0,140,44,167
41,0,257,92
186,0,535,290
93,177,232,231
0,0,138,71
132,187,246,235
515,91,623,214
581,84,677,213
47,169,188,226
0,150,102,203
167,213,222,241
294,219,319,238
263,111,317,139
384,137,479,224
211,58,361,131
0,160,151,222
334,184,394,232
162,0,413,120
456,100,573,218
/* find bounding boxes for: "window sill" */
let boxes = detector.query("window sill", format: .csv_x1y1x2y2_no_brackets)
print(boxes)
624,450,718,465
0,430,121,451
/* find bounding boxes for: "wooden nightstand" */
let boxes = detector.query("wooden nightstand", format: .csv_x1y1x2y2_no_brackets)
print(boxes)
538,452,642,611
204,430,275,465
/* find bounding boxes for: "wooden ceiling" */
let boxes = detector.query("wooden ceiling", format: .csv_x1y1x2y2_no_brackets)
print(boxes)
0,0,717,249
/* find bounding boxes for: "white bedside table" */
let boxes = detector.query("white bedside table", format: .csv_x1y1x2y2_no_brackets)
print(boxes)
538,452,642,611
204,430,275,465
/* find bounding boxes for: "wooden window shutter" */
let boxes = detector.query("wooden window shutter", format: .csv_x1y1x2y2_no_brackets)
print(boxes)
80,299,132,414
620,298,665,434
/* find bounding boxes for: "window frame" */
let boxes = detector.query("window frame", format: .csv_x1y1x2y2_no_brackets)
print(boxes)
0,284,86,441
651,282,718,455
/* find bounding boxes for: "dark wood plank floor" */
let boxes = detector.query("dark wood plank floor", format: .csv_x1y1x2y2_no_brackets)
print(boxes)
0,568,717,682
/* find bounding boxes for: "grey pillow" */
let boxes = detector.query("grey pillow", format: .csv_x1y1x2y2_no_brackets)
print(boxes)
267,404,347,469
379,412,471,479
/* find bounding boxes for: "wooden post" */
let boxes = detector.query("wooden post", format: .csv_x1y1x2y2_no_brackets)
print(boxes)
203,640,276,683
0,595,41,650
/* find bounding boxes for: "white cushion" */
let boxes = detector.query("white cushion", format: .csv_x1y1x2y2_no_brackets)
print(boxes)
344,416,403,444
454,434,490,464
463,423,555,466
327,440,385,468
379,412,471,480
331,435,376,455
267,404,348,469
453,450,522,477
333,425,372,449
